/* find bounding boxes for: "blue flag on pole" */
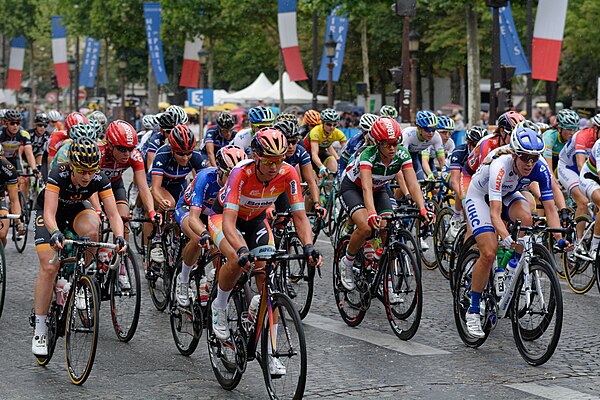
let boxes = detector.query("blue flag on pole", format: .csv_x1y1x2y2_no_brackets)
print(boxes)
144,2,169,85
79,37,101,88
496,2,531,75
317,6,348,82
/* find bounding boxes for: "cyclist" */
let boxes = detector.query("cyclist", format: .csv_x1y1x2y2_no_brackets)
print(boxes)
32,137,127,356
338,117,429,291
47,110,64,133
463,127,565,338
47,111,88,166
578,134,600,259
338,113,378,180
199,112,237,167
543,109,580,174
298,109,321,140
379,105,399,120
401,110,444,180
208,128,322,357
0,144,24,246
88,110,108,140
0,109,39,194
232,106,276,155
304,108,346,177
166,105,189,126
144,108,183,170
174,145,247,307
28,113,50,181
49,123,98,170
422,115,455,180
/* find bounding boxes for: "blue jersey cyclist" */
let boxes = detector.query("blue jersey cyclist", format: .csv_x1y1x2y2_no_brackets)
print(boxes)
199,112,237,167
173,145,247,307
463,127,567,338
143,106,188,170
338,113,379,180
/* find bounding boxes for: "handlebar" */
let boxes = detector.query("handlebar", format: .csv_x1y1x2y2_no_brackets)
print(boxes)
49,239,119,266
0,214,22,220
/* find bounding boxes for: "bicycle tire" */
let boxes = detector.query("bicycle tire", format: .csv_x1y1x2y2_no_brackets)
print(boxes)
261,292,307,400
146,241,171,311
170,261,202,356
281,233,314,320
433,207,454,280
65,274,100,385
511,257,563,366
449,226,469,291
415,213,437,270
332,236,367,327
13,191,29,253
0,243,5,319
110,247,141,342
383,243,423,341
397,229,422,272
564,216,596,294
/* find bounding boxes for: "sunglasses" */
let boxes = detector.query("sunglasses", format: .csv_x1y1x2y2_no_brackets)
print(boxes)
175,151,193,157
518,154,539,164
115,146,134,153
36,123,48,128
8,121,20,126
287,139,298,145
423,127,436,133
73,166,99,175
259,156,284,166
379,140,400,149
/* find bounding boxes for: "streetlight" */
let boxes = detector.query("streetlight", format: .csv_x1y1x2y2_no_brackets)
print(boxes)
0,64,5,90
388,66,403,112
409,28,420,123
119,54,127,120
197,49,209,142
325,32,336,108
68,57,76,111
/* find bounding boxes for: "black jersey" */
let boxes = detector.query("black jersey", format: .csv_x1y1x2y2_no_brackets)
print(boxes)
0,127,32,159
28,128,49,156
0,157,18,194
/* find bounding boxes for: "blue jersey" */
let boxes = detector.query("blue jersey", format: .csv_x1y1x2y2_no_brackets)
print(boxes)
178,167,220,215
149,144,203,188
200,126,237,156
448,143,469,171
338,134,366,178
285,144,311,168
143,132,167,157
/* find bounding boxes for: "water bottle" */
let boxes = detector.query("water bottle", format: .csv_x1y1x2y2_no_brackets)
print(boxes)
499,248,514,270
363,242,375,261
504,254,520,290
206,267,216,291
496,247,505,267
199,277,209,306
55,277,68,306
493,260,505,296
248,294,261,322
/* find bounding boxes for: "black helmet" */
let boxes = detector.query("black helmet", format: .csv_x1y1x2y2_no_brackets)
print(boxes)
69,137,101,170
275,113,297,123
216,112,235,130
34,113,49,124
158,108,181,130
273,120,299,139
466,126,487,143
4,109,22,122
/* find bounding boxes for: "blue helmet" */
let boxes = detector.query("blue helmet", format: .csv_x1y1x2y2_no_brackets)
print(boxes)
248,106,275,125
436,115,455,131
510,127,544,155
415,110,438,129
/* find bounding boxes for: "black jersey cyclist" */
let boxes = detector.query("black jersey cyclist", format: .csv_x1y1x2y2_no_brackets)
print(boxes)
0,144,24,246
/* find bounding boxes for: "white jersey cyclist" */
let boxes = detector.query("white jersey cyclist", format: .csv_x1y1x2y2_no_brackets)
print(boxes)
402,126,445,154
557,127,597,192
579,138,600,199
231,127,253,155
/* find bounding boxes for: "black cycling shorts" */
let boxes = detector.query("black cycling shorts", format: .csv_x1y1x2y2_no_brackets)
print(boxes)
111,177,128,205
339,176,392,218
34,201,96,251
208,211,275,257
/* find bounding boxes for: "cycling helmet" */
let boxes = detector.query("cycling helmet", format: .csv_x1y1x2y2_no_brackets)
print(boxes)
166,105,189,125
510,127,544,156
215,145,247,173
535,122,550,131
88,110,108,128
273,120,299,139
515,120,541,135
275,113,297,123
556,109,580,130
47,110,61,122
370,117,402,142
142,114,159,130
303,109,321,126
69,136,101,170
359,113,378,133
248,106,275,125
158,108,180,130
591,114,600,127
415,110,438,129
4,109,22,122
106,120,138,147
34,113,49,124
436,115,456,131
251,127,288,158
320,108,340,123
496,111,525,132
216,112,235,130
169,124,196,153
379,105,398,119
65,112,89,132
89,119,105,139
69,123,97,140
466,126,487,143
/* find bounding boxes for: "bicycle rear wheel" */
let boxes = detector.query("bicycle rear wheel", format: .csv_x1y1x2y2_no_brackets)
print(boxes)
170,262,202,356
110,247,141,342
0,243,5,319
563,216,596,294
146,243,170,311
433,207,454,280
281,233,314,319
13,191,29,253
65,274,100,385
332,236,367,327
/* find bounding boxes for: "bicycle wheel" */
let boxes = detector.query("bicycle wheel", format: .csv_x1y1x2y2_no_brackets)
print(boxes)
110,247,141,342
332,236,367,327
564,216,596,294
415,214,437,270
170,262,202,356
0,243,5,319
207,290,245,391
65,274,100,385
146,243,170,311
261,292,307,400
282,233,314,320
383,243,422,341
511,258,563,366
130,207,145,255
13,191,29,253
397,229,422,272
433,207,454,280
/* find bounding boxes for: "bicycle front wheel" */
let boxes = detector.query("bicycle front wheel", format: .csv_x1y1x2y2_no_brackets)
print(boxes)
433,207,454,280
563,216,596,294
110,247,141,342
511,258,563,366
146,243,170,311
65,274,100,385
0,243,5,319
13,191,29,253
170,262,202,356
261,292,307,400
281,233,314,319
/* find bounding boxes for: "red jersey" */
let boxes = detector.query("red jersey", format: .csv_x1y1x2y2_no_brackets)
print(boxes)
217,159,304,221
48,130,69,157
465,134,501,176
99,142,145,182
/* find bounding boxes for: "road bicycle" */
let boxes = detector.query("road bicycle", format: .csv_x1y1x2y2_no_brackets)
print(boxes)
0,213,20,319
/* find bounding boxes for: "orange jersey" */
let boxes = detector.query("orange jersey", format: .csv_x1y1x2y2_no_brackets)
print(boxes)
48,130,69,157
465,134,501,176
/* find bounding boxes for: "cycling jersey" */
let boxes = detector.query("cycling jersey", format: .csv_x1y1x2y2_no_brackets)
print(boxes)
99,143,145,182
0,127,31,159
178,167,220,215
49,139,73,170
401,126,444,154
542,128,567,159
199,126,237,154
47,130,69,158
0,157,18,193
215,159,304,221
144,131,168,157
340,134,365,167
136,129,155,155
465,133,500,176
422,138,455,158
231,128,253,155
558,128,597,169
285,144,311,168
149,144,203,189
448,144,469,172
28,129,49,157
580,139,600,199
344,145,412,191
303,125,346,151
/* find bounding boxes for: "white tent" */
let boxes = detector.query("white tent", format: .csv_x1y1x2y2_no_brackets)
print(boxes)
213,89,230,105
263,72,327,104
220,73,273,104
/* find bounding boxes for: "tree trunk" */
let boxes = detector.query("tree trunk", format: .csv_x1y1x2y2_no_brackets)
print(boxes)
148,56,159,114
360,17,370,112
428,62,434,110
380,69,386,108
450,67,461,105
29,41,35,127
465,3,481,126
207,36,214,89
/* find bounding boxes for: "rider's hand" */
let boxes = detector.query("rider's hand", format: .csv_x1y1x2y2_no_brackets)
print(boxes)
426,172,435,181
419,207,432,225
50,229,65,250
367,212,381,230
149,210,162,225
198,230,213,249
501,235,516,250
314,203,327,220
318,165,328,178
32,168,39,177
115,236,127,253
236,246,254,271
266,207,276,220
159,199,171,212
304,244,323,268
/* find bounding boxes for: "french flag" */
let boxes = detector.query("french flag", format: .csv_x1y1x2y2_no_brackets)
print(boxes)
5,37,26,91
179,37,203,88
532,0,569,82
52,16,70,88
278,0,307,81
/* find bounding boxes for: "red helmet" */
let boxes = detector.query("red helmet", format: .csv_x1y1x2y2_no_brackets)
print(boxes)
496,111,525,132
370,117,402,142
106,120,138,147
65,112,89,132
169,124,196,153
216,145,247,173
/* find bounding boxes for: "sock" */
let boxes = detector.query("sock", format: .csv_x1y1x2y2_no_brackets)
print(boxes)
180,262,192,283
35,315,47,336
468,291,481,314
592,235,600,250
344,250,356,262
214,286,231,310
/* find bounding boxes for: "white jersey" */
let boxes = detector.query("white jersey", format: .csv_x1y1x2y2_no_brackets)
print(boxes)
422,138,455,158
231,128,253,155
402,126,444,154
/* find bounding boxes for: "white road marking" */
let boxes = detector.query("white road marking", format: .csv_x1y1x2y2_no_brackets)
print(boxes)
303,313,450,356
506,383,600,400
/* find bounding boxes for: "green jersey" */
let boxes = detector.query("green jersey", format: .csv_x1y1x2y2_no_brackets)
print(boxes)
345,144,412,190
542,129,567,159
50,139,72,171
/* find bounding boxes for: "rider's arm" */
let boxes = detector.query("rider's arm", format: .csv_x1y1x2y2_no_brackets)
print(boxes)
89,193,102,211
450,169,461,196
394,170,410,199
222,209,247,252
7,185,22,220
359,166,376,215
23,144,37,172
151,174,170,206
205,142,217,167
300,163,321,205
146,152,156,170
542,199,563,241
401,168,426,210
310,141,323,169
43,188,60,234
421,151,433,177
576,153,587,172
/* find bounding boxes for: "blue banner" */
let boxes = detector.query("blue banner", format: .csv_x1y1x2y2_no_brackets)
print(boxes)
317,6,348,82
79,37,101,88
497,2,531,75
188,89,214,107
144,2,168,85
